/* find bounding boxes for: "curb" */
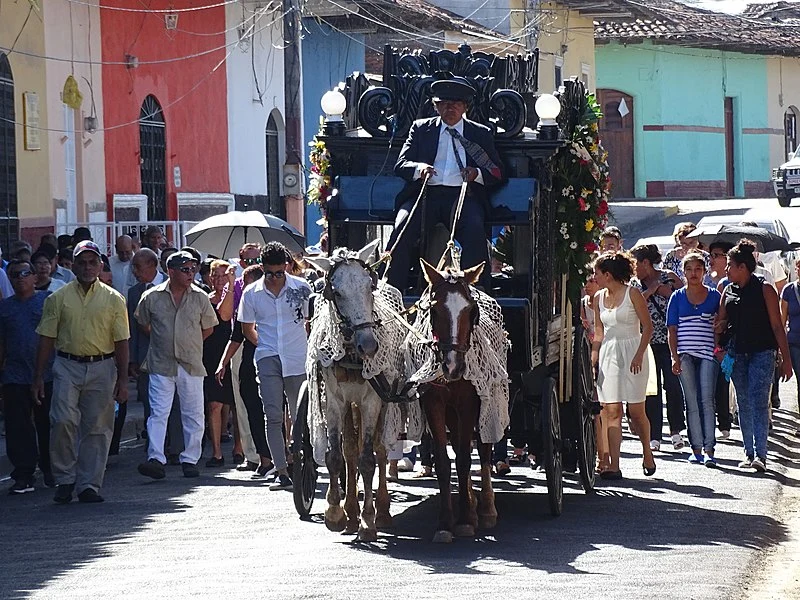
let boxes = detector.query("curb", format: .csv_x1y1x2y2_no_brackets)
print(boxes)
610,205,680,238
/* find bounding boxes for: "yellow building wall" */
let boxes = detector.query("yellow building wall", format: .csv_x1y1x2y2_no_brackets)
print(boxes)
523,2,596,94
0,1,52,243
766,56,800,169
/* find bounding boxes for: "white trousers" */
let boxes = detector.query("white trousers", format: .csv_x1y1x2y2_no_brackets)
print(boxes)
231,346,258,463
147,366,205,465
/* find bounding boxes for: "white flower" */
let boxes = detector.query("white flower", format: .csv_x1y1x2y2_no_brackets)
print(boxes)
562,187,570,196
578,268,583,274
570,242,578,249
562,232,569,239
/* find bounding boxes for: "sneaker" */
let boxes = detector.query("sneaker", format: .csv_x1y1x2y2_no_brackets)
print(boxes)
397,457,414,472
53,483,75,504
751,457,767,472
8,480,34,495
649,440,661,452
269,473,293,490
688,453,704,464
719,430,730,440
251,463,277,479
181,462,200,478
237,461,259,472
77,488,104,503
704,455,718,468
138,459,166,480
205,456,224,468
671,434,685,450
738,457,754,469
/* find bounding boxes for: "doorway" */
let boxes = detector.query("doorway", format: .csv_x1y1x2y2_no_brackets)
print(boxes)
724,97,735,196
785,107,798,159
265,114,283,218
139,95,167,220
596,89,634,198
0,53,18,249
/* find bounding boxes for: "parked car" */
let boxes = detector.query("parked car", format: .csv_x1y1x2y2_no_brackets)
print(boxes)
696,212,797,283
772,150,800,207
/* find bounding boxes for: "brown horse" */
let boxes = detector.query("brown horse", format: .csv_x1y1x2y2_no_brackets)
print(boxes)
418,260,498,543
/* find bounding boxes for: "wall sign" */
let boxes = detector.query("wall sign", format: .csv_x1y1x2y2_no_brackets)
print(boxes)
173,165,181,188
23,91,41,150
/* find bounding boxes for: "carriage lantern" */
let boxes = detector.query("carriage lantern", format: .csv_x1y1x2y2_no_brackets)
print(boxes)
321,89,347,136
535,93,562,140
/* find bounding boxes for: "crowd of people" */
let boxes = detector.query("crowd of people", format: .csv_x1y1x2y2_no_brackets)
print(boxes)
1,225,315,500
581,223,797,480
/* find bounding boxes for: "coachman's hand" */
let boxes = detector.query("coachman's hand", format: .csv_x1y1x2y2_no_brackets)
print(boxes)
420,165,437,179
461,167,478,182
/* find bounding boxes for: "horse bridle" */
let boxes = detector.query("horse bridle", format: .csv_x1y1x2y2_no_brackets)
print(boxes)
323,258,382,340
427,279,480,357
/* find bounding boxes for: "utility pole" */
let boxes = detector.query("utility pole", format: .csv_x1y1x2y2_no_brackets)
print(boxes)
282,0,304,232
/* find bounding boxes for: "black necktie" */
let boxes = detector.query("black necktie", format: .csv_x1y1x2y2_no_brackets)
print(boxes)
446,127,465,171
446,127,502,180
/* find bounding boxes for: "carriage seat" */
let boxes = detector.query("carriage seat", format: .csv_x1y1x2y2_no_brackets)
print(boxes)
327,176,536,225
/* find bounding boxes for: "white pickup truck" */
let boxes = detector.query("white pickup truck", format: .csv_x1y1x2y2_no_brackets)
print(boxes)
772,150,800,207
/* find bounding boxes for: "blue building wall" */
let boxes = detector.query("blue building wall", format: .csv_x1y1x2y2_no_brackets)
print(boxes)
301,20,365,241
596,41,770,198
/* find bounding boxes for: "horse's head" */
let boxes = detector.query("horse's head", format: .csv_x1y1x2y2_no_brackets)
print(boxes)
309,241,381,360
421,259,484,382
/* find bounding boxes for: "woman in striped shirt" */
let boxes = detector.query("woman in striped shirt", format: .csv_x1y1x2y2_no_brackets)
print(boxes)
667,252,722,466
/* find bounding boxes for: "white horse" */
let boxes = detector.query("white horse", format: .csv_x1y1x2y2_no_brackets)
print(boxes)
307,241,409,542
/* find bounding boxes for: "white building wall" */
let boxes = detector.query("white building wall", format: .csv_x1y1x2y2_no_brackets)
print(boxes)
225,3,287,196
44,1,106,229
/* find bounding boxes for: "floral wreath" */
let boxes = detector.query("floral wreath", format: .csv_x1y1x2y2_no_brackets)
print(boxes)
549,86,611,299
307,136,331,219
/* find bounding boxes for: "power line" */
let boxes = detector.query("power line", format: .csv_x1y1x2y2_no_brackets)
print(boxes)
64,0,242,14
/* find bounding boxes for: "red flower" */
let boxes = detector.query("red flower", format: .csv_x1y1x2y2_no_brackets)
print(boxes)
597,200,609,216
584,241,598,252
578,198,588,212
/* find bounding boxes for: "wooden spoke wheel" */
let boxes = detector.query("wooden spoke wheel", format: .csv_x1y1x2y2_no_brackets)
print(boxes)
573,326,597,494
542,376,563,516
292,381,318,519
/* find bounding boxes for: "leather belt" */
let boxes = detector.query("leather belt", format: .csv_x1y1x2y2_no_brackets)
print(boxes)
57,351,115,363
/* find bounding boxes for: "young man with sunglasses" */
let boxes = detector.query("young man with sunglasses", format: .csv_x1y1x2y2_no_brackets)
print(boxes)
0,259,55,494
238,242,311,490
135,251,218,479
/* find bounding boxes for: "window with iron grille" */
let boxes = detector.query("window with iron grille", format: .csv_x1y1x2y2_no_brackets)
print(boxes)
0,53,19,250
265,114,284,218
139,95,167,221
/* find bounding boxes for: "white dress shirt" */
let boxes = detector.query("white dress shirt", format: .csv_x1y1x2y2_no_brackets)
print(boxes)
238,273,311,377
0,268,12,299
414,118,484,186
109,254,133,297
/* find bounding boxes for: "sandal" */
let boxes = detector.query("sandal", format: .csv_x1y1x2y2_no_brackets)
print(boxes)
413,467,434,478
494,461,511,477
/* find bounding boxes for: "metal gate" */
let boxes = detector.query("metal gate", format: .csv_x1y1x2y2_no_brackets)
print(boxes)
0,53,19,250
139,95,167,221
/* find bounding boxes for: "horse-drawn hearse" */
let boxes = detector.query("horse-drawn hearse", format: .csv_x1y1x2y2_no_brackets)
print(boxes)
292,43,605,541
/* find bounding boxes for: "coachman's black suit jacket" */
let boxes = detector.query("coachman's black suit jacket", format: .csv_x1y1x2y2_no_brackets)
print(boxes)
392,117,504,211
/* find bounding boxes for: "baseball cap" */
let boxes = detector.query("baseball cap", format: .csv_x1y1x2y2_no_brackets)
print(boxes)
166,250,198,269
73,240,102,258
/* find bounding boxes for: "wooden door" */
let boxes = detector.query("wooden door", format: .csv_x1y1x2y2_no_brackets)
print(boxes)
725,97,735,196
597,89,634,198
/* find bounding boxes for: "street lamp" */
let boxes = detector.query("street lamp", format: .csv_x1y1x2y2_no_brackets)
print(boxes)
321,89,347,136
535,93,562,140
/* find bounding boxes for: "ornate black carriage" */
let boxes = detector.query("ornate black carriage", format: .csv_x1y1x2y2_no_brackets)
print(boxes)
298,44,597,517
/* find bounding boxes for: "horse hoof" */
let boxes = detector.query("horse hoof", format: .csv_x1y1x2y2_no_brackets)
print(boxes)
453,523,475,538
432,530,453,544
343,520,359,535
357,527,378,542
375,514,393,530
325,507,347,532
479,515,497,530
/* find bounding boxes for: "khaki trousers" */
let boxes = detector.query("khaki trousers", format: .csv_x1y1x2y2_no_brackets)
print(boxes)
50,356,116,493
231,346,258,463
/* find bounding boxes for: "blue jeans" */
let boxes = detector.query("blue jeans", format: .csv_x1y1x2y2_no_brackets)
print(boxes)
678,354,719,453
730,350,775,461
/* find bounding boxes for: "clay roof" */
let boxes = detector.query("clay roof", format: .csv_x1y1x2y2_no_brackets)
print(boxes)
742,1,800,25
593,0,800,57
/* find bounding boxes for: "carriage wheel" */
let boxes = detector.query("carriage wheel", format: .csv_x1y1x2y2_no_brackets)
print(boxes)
573,327,597,493
542,376,563,516
292,381,318,519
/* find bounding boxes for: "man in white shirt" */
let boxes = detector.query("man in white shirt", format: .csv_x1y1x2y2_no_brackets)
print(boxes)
108,235,135,297
238,242,311,490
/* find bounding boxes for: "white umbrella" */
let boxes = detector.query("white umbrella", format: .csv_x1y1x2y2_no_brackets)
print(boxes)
184,211,306,258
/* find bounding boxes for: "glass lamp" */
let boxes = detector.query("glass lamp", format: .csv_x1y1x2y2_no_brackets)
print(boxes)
321,90,347,136
535,93,562,140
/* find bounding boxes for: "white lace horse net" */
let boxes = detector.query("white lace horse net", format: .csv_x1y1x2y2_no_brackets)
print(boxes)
306,276,424,465
403,286,511,444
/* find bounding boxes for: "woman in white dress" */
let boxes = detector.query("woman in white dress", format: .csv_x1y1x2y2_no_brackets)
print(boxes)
592,252,657,480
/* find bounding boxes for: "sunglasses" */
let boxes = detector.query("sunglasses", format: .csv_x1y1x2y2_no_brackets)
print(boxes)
241,257,261,266
9,270,33,279
264,270,285,279
710,252,727,259
179,266,198,274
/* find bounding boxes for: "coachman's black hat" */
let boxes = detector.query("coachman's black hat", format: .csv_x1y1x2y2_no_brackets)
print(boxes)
431,77,475,102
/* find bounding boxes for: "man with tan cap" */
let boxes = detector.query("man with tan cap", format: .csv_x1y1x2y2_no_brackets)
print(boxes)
33,240,130,504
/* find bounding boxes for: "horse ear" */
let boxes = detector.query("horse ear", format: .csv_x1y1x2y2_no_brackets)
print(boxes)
305,256,334,273
356,239,381,264
420,259,443,285
463,262,484,285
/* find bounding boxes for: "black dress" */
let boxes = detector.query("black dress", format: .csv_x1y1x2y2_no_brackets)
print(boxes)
203,304,234,405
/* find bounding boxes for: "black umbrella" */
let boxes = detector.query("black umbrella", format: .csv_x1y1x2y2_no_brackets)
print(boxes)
687,225,798,253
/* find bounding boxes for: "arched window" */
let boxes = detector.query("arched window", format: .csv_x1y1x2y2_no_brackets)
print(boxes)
0,53,18,249
265,114,283,218
785,107,798,160
139,95,166,220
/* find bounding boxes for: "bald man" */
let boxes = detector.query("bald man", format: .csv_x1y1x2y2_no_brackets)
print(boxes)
109,235,135,297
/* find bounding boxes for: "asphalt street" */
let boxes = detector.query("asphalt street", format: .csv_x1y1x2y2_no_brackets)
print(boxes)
1,197,799,599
